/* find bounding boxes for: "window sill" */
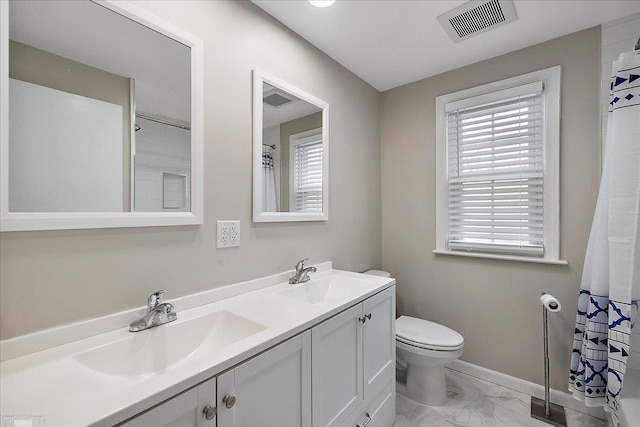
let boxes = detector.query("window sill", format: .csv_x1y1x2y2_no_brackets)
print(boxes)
433,250,569,266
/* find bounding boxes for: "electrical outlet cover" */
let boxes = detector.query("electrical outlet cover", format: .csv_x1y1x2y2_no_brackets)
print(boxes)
217,220,240,248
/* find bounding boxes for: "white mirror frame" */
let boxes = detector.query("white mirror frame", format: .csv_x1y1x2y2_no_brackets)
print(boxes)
253,69,329,222
0,0,203,231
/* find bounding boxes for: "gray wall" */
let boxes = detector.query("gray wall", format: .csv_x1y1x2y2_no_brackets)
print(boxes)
380,27,601,391
0,0,382,339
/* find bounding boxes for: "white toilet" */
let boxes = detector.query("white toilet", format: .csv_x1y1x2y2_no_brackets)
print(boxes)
364,270,465,406
396,315,464,405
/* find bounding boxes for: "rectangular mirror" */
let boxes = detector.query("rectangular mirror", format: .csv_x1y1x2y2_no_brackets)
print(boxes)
0,0,203,231
253,69,329,222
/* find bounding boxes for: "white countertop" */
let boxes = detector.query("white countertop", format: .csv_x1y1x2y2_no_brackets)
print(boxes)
0,264,395,427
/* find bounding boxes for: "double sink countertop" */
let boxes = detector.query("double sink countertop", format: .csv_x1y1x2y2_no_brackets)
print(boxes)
0,262,395,427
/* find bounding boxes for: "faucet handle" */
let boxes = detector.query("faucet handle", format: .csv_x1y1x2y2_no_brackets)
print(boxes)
159,302,175,314
147,290,166,310
295,258,310,272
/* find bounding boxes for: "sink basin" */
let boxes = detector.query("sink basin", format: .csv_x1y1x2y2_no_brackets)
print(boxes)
279,275,372,305
73,310,265,377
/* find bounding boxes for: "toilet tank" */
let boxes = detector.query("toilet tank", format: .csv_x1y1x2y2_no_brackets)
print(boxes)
363,270,391,278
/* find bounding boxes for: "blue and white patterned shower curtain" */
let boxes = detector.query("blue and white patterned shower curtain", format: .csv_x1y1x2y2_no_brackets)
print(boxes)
262,150,278,212
569,51,640,425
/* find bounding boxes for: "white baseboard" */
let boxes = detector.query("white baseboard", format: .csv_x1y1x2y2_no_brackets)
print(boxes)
446,360,607,421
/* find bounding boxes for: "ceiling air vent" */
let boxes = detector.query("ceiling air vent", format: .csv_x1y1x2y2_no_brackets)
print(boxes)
437,0,518,43
263,86,299,108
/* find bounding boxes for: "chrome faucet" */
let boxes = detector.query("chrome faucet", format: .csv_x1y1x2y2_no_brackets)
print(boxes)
289,258,317,284
129,290,177,332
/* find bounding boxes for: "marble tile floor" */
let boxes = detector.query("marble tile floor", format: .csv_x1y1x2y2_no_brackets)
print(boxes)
394,368,607,427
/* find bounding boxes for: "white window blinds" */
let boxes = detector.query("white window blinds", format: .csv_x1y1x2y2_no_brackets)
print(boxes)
446,81,545,256
293,136,323,212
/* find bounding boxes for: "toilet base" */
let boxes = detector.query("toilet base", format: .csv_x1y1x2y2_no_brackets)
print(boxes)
396,342,463,407
405,364,448,406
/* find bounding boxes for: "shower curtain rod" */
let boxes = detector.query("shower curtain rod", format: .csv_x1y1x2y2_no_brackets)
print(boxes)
263,143,276,149
136,113,191,130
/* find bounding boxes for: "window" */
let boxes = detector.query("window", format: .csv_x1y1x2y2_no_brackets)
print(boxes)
435,66,564,264
290,129,323,212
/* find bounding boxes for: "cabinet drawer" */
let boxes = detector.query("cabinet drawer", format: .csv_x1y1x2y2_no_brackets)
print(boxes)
342,370,395,427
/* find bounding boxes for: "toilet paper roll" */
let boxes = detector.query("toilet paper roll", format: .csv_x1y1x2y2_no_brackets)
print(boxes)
540,293,561,312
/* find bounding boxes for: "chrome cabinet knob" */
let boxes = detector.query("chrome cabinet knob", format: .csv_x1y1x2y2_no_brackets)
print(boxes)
359,313,372,323
223,394,236,408
202,404,217,420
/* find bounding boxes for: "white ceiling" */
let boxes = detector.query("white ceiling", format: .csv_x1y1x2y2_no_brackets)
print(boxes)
253,1,640,92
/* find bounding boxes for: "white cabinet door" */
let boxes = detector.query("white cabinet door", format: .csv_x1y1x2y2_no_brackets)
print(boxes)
312,303,364,427
119,377,216,427
217,331,311,427
362,286,395,399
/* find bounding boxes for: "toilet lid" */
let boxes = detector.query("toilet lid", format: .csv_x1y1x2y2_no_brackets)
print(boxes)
396,316,464,350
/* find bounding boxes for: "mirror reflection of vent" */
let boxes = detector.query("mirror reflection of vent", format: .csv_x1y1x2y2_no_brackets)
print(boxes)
437,0,517,43
263,89,298,108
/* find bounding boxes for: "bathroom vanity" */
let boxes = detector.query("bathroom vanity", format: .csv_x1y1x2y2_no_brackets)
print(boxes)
0,263,396,427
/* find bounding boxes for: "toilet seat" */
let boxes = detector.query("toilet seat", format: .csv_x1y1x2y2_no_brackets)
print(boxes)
396,316,464,351
396,338,464,359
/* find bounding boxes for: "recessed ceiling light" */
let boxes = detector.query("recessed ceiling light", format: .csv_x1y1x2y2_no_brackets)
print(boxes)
309,0,335,8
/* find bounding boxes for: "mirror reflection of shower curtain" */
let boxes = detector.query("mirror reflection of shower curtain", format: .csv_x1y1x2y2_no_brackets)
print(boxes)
262,150,278,212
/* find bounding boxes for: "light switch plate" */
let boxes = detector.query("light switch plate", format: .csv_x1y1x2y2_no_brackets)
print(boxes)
217,220,240,248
